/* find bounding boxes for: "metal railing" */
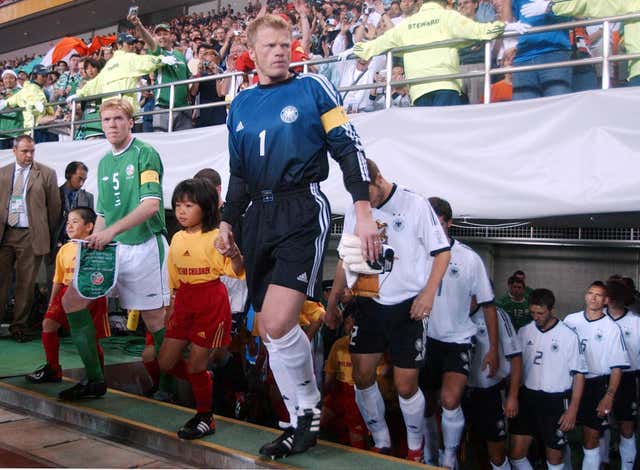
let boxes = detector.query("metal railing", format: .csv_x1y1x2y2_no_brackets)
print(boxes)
1,12,639,138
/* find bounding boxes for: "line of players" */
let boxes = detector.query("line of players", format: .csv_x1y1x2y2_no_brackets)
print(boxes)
326,177,639,469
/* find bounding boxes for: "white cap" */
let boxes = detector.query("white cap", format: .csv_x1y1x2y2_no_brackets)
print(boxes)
1,69,17,79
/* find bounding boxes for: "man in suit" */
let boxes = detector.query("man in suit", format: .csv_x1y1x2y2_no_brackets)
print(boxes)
56,161,94,246
0,135,61,341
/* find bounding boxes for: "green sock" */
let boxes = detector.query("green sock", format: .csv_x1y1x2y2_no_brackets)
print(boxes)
66,309,104,382
150,328,174,393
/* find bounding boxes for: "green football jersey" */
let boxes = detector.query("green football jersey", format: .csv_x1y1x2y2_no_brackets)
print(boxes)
496,293,530,331
96,137,166,245
149,47,189,108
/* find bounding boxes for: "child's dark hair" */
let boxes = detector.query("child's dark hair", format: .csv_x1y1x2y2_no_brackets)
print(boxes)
171,178,220,232
528,288,555,310
69,206,97,227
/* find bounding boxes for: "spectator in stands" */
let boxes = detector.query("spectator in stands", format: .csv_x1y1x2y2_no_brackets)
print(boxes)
0,135,61,342
522,0,640,87
338,55,385,113
346,0,529,106
16,70,28,88
75,57,105,140
53,53,82,101
497,275,530,331
458,0,488,104
55,161,93,247
69,33,175,114
571,26,598,92
510,0,574,100
367,66,412,110
0,65,52,142
189,44,227,127
0,70,22,150
131,16,192,132
55,60,68,76
476,0,497,21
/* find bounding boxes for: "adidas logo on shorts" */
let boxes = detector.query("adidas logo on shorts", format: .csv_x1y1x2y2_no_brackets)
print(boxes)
296,272,308,284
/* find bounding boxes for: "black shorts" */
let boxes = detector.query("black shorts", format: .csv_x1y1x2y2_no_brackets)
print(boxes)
614,371,639,422
422,337,472,391
242,183,330,312
509,387,570,451
577,375,610,433
349,296,426,369
462,382,507,442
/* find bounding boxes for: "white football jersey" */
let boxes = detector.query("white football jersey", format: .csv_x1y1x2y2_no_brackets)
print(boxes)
606,308,640,371
341,185,450,306
564,311,630,379
427,240,494,343
469,306,522,389
518,319,588,393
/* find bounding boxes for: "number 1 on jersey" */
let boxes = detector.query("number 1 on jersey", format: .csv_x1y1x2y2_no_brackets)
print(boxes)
259,130,266,157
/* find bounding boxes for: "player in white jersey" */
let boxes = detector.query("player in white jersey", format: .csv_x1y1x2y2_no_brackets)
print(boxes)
326,159,451,463
509,289,587,470
564,281,630,470
604,278,640,470
420,197,499,469
464,300,522,470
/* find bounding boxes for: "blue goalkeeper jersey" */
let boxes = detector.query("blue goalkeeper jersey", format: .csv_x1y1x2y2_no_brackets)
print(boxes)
222,73,370,226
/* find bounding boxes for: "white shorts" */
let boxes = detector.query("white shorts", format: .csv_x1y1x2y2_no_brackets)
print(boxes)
111,235,170,310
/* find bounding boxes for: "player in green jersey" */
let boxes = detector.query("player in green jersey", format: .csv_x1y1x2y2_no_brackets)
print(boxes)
59,98,170,400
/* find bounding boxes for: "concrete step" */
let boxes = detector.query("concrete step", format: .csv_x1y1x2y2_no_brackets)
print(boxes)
0,376,432,469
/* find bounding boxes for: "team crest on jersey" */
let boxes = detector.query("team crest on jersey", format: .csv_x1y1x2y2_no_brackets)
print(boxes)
449,263,460,278
625,329,631,337
90,271,105,286
596,330,604,341
392,216,405,232
551,340,559,352
478,327,486,336
280,105,299,123
126,164,135,177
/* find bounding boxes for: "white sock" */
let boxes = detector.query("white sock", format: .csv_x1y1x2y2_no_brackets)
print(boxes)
546,461,563,470
267,325,320,410
582,446,600,470
264,341,298,428
354,383,391,449
423,414,439,464
491,457,511,470
398,390,426,451
441,406,465,451
619,435,637,470
509,457,532,470
599,428,610,463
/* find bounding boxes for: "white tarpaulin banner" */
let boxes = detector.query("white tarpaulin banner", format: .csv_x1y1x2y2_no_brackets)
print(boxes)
1,87,639,219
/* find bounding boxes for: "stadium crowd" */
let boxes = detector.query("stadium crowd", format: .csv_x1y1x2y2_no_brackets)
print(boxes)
0,0,636,145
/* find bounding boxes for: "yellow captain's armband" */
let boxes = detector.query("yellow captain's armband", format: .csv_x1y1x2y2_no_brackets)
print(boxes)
140,170,160,185
321,106,349,133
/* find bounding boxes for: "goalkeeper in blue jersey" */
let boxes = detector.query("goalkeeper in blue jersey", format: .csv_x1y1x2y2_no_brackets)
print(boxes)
215,14,379,459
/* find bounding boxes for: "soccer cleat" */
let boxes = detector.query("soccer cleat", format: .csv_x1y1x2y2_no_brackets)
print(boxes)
290,407,321,454
372,446,392,455
58,379,107,401
407,446,424,463
259,426,295,459
26,363,62,383
177,412,216,440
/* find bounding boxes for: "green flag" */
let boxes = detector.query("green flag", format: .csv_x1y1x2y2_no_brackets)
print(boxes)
72,240,118,299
